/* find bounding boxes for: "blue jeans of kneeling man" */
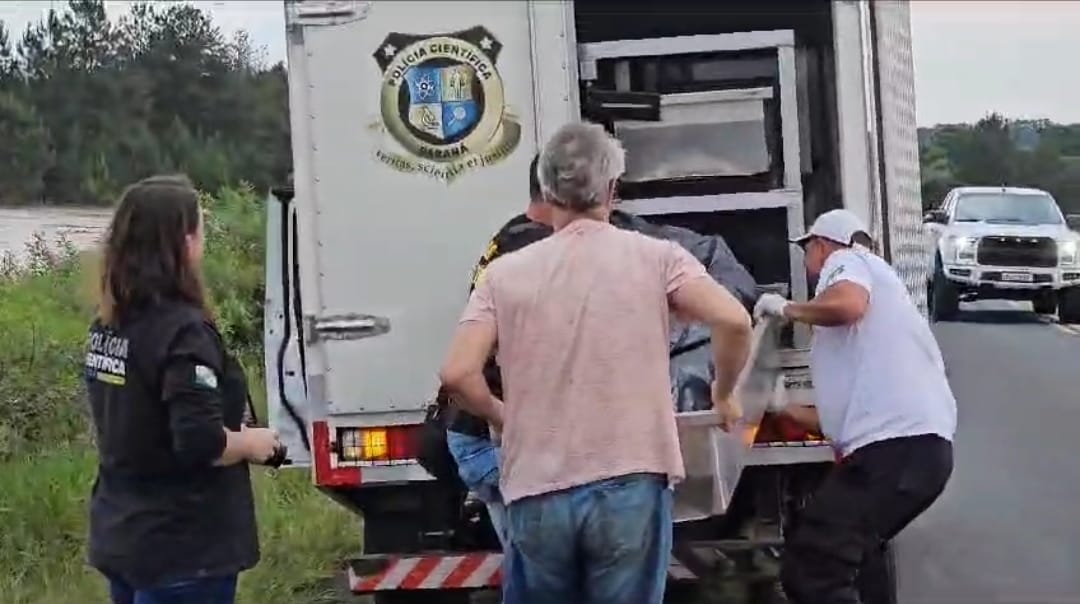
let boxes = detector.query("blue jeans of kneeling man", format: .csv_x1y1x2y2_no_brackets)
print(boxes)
445,429,508,547
503,472,673,604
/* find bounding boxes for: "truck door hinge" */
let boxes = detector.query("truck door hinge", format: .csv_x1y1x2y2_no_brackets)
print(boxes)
306,313,390,343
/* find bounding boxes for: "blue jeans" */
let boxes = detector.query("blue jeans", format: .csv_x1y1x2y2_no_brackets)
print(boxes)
106,574,237,604
503,473,673,604
445,429,508,547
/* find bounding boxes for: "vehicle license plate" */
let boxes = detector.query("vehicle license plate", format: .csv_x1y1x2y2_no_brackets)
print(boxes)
1001,272,1034,282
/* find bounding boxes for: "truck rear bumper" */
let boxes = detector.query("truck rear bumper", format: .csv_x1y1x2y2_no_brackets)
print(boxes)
346,552,698,593
348,552,503,592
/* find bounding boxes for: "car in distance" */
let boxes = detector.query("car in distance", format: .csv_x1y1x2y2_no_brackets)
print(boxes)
924,186,1080,322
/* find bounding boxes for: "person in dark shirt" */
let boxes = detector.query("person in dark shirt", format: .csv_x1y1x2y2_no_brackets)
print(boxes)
84,175,282,604
445,154,553,546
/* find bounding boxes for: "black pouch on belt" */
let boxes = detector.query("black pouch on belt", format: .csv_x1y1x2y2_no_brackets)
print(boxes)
417,387,466,489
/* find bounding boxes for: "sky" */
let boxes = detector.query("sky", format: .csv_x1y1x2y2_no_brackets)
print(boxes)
1,1,1079,126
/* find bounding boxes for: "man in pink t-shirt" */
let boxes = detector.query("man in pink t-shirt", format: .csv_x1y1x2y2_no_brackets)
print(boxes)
440,122,753,604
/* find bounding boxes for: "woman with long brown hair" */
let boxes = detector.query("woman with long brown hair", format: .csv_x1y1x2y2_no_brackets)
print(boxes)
84,175,281,604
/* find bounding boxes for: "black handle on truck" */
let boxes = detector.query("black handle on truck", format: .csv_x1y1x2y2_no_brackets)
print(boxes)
582,88,662,129
270,184,312,454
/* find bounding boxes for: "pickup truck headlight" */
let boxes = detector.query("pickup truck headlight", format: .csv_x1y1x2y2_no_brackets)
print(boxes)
944,236,977,265
1059,240,1078,266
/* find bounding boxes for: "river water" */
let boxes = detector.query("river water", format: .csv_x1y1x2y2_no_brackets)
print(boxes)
0,207,111,257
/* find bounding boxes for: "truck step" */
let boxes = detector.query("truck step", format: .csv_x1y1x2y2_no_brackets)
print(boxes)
687,537,785,551
346,552,699,593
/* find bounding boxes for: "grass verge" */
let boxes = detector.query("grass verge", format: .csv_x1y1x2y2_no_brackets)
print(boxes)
0,446,361,604
0,186,361,604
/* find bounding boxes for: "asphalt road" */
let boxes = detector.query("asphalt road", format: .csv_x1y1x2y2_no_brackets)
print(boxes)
896,302,1080,604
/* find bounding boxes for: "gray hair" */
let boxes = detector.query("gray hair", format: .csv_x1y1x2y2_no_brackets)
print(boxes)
538,122,626,212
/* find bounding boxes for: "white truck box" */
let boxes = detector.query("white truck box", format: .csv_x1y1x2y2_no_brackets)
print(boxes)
265,1,925,599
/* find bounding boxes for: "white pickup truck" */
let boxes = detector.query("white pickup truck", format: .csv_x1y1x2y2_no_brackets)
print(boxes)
924,186,1080,322
265,1,928,601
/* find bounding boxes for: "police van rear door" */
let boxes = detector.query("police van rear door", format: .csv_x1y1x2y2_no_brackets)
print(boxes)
276,0,576,479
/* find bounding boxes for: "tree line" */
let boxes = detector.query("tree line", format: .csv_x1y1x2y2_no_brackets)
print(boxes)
2,1,1080,213
919,114,1080,212
0,0,289,205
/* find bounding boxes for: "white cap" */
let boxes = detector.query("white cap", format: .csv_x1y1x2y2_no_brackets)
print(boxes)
790,209,870,247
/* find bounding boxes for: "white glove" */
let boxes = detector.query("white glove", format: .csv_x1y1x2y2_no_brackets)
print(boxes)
767,375,790,414
754,293,791,320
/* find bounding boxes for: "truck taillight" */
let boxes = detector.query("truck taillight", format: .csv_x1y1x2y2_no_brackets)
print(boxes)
754,413,824,444
337,425,422,464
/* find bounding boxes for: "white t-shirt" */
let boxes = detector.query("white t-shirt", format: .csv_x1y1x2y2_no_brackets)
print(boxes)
809,247,958,456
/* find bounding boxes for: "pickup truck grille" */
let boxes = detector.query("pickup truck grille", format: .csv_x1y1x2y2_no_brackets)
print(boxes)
976,236,1057,268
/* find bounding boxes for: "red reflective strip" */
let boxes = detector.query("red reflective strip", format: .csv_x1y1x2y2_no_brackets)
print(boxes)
440,553,490,589
356,565,390,592
312,420,362,486
349,553,701,592
399,556,442,589
356,576,381,591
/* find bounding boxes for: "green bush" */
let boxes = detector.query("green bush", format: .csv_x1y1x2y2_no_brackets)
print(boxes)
0,444,360,604
0,233,89,457
200,184,269,356
0,184,267,455
0,185,359,603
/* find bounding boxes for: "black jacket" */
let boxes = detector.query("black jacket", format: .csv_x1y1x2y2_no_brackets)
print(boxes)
448,213,553,438
84,301,259,588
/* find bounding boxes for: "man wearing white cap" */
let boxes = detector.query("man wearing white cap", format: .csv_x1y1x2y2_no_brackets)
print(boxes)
755,209,957,604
